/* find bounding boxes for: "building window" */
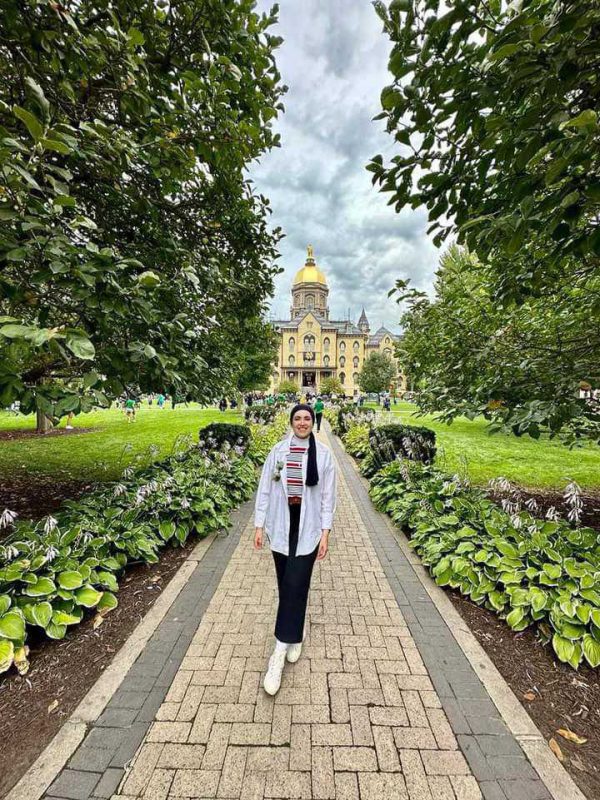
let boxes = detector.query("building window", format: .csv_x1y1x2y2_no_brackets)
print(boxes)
339,356,346,368
353,356,359,368
353,372,359,384
306,294,314,309
306,321,313,329
384,347,392,356
385,337,390,344
323,355,330,367
323,337,330,352
303,334,315,350
339,341,346,352
289,337,295,351
353,340,360,352
339,372,345,385
289,355,295,366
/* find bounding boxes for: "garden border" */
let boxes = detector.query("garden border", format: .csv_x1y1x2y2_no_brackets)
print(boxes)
329,426,586,800
7,497,254,800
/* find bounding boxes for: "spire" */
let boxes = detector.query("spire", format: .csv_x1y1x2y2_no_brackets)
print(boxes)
358,307,370,333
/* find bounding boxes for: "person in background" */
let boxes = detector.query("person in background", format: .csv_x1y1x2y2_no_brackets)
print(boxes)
314,396,324,433
156,393,165,409
219,397,228,412
124,397,136,423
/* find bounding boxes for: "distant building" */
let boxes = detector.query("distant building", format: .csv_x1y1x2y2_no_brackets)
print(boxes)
269,245,404,395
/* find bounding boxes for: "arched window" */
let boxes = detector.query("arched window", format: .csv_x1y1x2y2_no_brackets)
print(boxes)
339,372,345,385
323,337,330,352
289,337,295,351
353,372,359,384
339,356,346,368
385,337,390,344
306,294,314,309
289,355,295,366
339,341,346,352
353,340,360,352
303,334,315,349
353,356,359,368
384,347,392,357
323,355,330,367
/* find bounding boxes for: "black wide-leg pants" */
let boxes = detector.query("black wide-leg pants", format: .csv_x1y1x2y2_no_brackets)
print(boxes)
272,503,319,644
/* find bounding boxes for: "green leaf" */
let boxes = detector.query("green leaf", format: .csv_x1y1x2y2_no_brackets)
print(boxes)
0,610,26,641
158,520,176,541
0,595,11,615
137,270,161,288
74,585,103,608
41,138,72,154
32,601,53,628
58,570,84,590
506,607,526,629
52,609,82,626
45,622,67,640
23,576,56,597
552,633,574,663
66,335,96,360
13,105,44,140
582,634,600,668
529,588,547,613
97,591,118,613
563,109,597,129
0,640,15,673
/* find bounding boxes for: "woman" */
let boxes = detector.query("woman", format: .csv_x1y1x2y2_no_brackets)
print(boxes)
254,404,337,695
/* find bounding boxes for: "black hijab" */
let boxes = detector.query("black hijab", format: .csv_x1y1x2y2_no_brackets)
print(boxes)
289,404,319,486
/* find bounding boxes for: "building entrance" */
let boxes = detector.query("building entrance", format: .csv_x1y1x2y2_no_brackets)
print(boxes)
302,371,316,389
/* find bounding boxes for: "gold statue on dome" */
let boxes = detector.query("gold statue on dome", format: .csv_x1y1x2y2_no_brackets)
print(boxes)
307,244,314,259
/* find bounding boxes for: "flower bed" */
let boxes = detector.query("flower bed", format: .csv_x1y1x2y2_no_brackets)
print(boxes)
0,419,284,675
337,416,600,670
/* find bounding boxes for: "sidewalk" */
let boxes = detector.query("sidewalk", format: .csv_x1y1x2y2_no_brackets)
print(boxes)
43,429,554,800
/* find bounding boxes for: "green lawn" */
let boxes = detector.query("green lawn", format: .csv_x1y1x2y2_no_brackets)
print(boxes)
0,405,242,483
367,402,600,491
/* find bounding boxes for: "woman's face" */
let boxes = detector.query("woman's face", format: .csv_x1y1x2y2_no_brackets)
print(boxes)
292,410,313,438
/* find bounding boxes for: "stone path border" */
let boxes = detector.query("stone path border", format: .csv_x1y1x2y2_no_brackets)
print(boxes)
329,429,585,800
7,499,255,800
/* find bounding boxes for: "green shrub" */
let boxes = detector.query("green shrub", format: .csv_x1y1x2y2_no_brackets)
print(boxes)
200,423,250,451
369,460,600,670
245,405,278,425
342,424,371,458
0,423,275,675
246,414,288,464
370,423,436,465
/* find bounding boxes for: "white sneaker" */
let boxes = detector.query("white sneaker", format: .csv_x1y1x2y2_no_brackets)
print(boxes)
286,624,307,663
263,649,287,695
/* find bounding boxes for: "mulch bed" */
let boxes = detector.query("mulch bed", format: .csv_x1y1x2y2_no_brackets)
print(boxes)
449,592,600,799
0,476,93,525
0,536,199,798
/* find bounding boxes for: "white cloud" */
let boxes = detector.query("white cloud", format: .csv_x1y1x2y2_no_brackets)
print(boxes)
250,0,440,329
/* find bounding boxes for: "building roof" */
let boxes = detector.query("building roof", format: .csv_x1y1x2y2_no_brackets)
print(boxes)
357,308,369,328
367,326,400,346
271,315,366,335
293,244,327,286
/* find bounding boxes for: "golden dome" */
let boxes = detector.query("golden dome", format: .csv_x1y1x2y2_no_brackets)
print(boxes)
293,245,327,285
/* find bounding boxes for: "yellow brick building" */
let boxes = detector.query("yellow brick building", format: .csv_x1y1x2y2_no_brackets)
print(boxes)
269,246,404,396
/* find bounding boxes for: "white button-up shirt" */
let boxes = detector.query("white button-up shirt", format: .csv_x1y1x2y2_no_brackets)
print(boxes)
254,433,337,556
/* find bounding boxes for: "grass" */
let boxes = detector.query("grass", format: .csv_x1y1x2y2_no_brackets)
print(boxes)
366,401,600,492
0,404,242,483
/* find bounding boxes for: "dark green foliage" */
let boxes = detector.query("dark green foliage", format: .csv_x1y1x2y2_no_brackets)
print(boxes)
245,405,278,425
0,0,285,419
200,423,250,451
358,352,397,394
369,461,600,670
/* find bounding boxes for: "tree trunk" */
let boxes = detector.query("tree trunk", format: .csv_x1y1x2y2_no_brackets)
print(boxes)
36,408,53,434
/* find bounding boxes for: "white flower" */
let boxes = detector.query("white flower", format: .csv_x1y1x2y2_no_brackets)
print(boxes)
44,516,58,535
525,497,539,513
122,466,134,479
113,483,128,497
181,498,190,510
44,545,59,563
2,544,19,561
545,506,560,522
0,509,18,529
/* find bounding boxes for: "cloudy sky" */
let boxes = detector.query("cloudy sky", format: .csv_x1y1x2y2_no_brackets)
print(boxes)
250,0,440,331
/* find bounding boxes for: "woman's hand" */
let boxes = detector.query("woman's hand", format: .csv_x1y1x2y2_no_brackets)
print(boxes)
254,527,263,549
317,530,329,560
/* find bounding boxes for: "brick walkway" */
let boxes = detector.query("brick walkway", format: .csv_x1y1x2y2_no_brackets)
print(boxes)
110,437,480,800
43,429,552,800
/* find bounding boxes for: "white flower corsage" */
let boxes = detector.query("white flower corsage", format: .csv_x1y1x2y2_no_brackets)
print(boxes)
272,460,284,481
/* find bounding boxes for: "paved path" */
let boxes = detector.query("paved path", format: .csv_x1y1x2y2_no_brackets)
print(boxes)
45,429,553,800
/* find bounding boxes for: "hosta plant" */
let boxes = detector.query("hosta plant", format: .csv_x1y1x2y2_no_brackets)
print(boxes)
0,423,271,675
369,460,600,670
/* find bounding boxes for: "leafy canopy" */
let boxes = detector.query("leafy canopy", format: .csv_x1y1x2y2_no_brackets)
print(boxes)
369,0,600,303
358,351,396,394
395,246,600,444
0,0,285,419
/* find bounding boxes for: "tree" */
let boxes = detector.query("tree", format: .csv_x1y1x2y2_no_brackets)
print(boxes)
358,352,396,394
0,0,285,429
369,1,600,304
277,379,298,394
319,376,343,396
234,320,279,393
395,246,600,443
